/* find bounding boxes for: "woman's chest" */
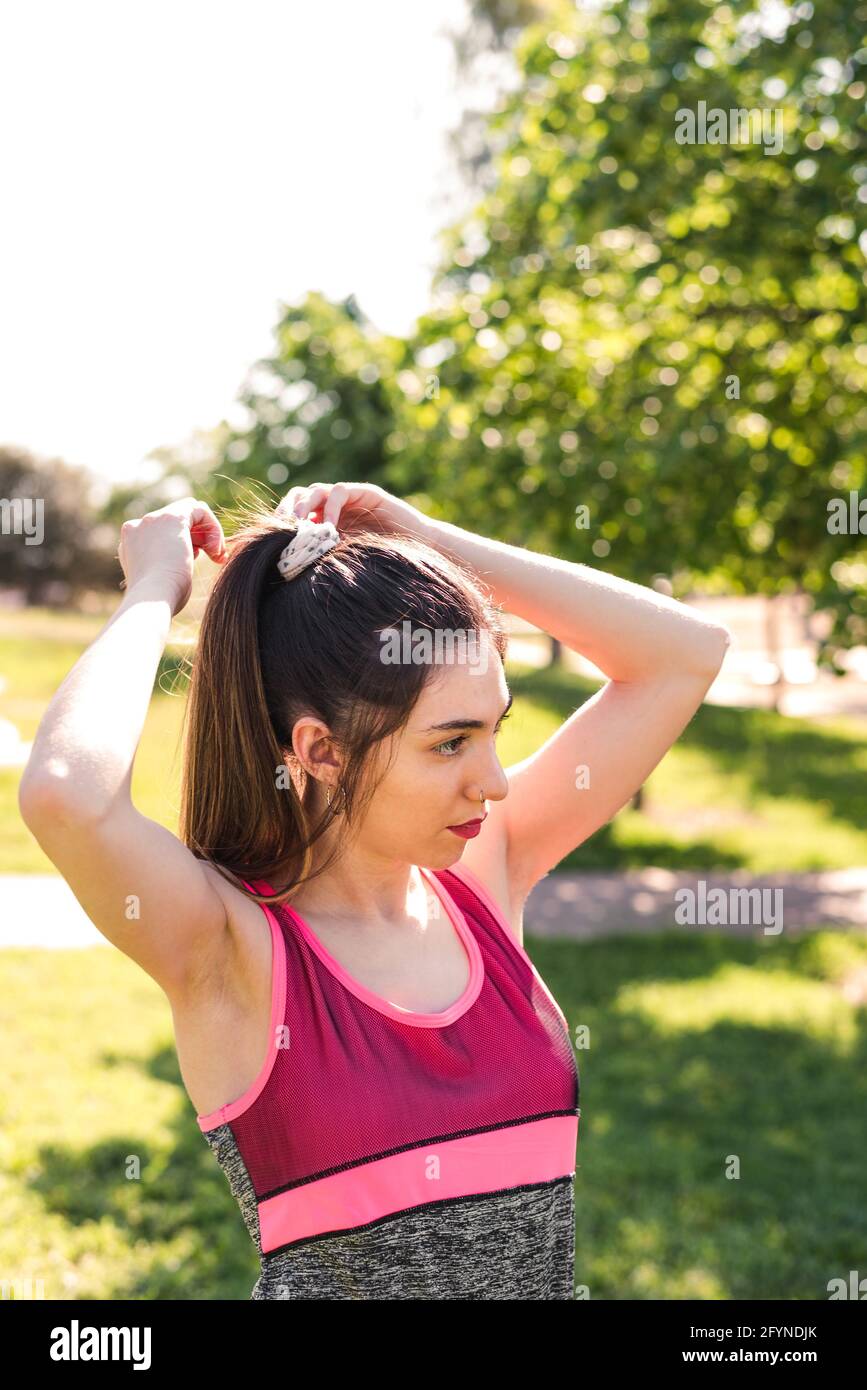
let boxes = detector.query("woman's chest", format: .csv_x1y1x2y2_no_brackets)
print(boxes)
305,910,473,1014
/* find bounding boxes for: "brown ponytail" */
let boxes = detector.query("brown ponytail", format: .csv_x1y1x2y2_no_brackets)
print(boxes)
178,502,508,907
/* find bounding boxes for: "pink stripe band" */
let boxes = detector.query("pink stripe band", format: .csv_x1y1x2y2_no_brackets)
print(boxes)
258,1113,579,1253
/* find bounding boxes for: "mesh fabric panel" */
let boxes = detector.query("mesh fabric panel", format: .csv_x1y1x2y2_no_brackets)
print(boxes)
227,867,580,1202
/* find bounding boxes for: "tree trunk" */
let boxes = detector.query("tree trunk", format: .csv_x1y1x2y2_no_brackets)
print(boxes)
764,593,785,713
548,635,562,668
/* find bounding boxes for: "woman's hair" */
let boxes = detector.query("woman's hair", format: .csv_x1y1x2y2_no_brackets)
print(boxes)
178,499,508,907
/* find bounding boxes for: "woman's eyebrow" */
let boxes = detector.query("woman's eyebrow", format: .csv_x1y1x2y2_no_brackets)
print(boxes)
420,690,513,734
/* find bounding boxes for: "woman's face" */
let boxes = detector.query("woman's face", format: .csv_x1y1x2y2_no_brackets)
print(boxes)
357,631,512,869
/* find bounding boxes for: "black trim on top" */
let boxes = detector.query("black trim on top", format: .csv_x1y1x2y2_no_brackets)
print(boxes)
260,1173,576,1259
256,1107,580,1203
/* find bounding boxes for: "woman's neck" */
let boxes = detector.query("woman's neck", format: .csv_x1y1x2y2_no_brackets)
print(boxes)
288,858,428,930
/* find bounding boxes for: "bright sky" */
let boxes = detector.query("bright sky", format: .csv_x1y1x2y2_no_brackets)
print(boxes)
0,0,485,485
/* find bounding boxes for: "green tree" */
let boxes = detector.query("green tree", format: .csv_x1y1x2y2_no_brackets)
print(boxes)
446,0,558,189
207,292,407,517
401,0,867,672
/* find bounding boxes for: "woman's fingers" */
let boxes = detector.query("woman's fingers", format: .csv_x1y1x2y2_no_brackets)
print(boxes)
276,486,312,518
276,482,360,528
180,500,227,562
191,508,226,561
322,483,350,528
294,484,331,520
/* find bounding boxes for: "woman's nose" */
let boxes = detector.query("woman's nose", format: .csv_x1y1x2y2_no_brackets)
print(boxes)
474,755,509,802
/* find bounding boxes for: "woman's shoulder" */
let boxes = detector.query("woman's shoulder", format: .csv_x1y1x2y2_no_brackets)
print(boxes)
196,862,280,996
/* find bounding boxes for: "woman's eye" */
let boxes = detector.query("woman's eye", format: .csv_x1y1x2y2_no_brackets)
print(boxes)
434,735,468,757
433,717,508,758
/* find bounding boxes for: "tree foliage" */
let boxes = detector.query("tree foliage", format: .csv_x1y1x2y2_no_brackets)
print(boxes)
143,0,866,671
401,0,867,669
209,291,407,517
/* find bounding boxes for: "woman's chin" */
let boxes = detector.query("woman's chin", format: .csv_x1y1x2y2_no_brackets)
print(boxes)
415,838,466,871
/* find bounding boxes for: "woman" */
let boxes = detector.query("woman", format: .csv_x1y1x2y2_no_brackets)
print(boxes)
19,481,731,1300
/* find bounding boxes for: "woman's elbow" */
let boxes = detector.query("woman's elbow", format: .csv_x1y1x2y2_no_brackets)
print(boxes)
698,623,733,676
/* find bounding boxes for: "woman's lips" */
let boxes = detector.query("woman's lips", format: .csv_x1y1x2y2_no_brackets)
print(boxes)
447,818,484,839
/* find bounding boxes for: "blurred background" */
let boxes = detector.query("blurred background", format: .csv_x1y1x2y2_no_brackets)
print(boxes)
1,0,865,1301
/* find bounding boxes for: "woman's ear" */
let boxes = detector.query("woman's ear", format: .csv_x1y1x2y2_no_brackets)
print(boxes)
276,747,306,800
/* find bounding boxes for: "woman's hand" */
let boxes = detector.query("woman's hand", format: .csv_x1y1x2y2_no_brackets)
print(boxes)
117,497,227,616
278,482,434,544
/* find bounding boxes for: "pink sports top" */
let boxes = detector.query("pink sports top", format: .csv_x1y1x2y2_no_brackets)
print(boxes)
196,860,580,1299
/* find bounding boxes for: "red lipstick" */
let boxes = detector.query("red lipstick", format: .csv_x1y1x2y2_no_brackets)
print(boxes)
447,817,486,839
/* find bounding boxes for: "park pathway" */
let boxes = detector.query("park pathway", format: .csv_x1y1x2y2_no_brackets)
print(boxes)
1,867,865,948
523,866,867,937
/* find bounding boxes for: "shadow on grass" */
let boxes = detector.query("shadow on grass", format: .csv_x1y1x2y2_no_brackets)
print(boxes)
26,932,867,1300
530,927,867,1299
30,1039,258,1299
507,666,867,869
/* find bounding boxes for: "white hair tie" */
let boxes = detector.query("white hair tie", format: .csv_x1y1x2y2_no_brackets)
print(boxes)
275,513,340,582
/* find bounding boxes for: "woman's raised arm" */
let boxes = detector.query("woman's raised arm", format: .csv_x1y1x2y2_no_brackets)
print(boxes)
18,500,233,1001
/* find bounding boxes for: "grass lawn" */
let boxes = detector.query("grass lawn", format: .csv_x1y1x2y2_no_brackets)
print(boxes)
505,665,867,873
2,929,865,1299
4,605,865,873
2,606,865,1300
